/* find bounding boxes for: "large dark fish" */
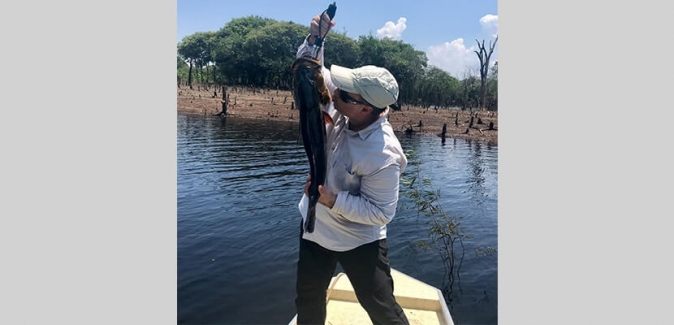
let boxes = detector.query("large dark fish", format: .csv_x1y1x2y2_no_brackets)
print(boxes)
291,57,334,233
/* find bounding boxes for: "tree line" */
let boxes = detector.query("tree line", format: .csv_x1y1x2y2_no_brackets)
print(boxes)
177,16,497,111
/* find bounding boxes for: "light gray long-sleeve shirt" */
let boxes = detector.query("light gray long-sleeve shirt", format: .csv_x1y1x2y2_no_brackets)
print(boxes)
296,39,408,252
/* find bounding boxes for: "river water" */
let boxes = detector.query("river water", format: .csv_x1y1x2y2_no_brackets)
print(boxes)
177,113,498,324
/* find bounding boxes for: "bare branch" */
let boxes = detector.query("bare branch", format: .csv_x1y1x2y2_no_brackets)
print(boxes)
474,50,484,66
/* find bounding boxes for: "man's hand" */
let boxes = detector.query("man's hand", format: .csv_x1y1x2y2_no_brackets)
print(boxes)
308,13,335,46
304,175,337,209
318,185,336,209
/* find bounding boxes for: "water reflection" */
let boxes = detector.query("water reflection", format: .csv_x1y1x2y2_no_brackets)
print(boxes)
468,140,487,200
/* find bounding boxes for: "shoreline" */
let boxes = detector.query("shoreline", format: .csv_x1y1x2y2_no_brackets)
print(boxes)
177,86,498,145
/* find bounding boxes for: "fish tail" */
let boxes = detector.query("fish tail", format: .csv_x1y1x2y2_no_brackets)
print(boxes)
305,201,317,233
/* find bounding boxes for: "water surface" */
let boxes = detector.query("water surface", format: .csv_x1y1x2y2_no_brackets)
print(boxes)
178,113,497,324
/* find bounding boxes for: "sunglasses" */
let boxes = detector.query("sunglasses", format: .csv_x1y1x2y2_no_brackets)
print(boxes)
339,89,369,106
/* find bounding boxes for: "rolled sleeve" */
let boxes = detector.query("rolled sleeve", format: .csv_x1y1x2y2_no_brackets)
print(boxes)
331,162,401,226
296,34,325,62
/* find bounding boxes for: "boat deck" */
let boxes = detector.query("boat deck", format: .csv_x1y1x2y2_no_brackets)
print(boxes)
289,268,454,325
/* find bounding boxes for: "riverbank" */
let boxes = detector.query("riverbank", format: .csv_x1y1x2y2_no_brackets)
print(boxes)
177,86,498,145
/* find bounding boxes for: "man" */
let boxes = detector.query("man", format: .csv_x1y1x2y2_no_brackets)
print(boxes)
294,13,410,325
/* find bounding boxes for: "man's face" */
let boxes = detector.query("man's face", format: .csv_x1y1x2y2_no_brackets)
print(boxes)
332,88,371,119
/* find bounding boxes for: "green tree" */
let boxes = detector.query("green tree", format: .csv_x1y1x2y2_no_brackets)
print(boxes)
322,32,360,71
177,32,216,89
177,56,187,69
459,70,481,110
416,66,459,108
240,21,307,88
201,31,217,86
212,16,275,86
177,15,495,105
177,34,201,89
177,56,189,87
486,61,498,110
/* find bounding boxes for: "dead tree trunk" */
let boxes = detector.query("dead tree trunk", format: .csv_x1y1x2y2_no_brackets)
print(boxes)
474,36,498,111
188,61,193,90
214,100,227,117
440,123,447,145
215,86,228,117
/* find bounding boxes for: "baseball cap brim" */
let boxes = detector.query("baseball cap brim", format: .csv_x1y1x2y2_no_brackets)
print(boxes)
329,64,359,94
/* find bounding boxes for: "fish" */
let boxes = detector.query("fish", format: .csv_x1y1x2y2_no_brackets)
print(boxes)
291,57,334,233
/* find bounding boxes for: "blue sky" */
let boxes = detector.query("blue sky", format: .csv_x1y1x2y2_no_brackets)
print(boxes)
177,0,498,78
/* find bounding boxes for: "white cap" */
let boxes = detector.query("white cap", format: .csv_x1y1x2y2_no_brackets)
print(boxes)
330,64,399,109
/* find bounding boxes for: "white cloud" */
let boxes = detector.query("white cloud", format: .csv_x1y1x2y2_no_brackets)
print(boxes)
426,15,498,79
427,38,480,79
479,14,498,39
376,17,407,40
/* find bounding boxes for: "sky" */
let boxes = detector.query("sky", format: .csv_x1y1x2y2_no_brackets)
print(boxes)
177,0,498,79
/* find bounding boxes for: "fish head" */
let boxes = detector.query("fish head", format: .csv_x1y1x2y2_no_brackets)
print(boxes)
291,57,332,107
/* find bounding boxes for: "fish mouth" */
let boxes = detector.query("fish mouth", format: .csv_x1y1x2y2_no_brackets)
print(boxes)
291,58,331,106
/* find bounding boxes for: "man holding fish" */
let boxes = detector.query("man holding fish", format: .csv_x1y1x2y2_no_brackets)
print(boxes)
293,9,410,325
